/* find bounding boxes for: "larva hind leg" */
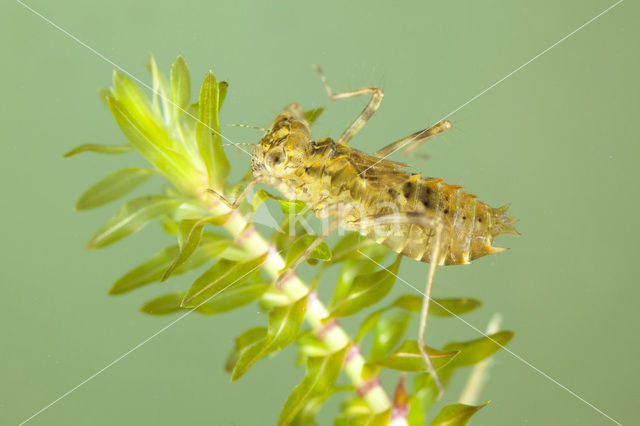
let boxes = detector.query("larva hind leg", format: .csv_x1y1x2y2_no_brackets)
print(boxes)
313,65,384,146
358,212,447,399
374,120,453,159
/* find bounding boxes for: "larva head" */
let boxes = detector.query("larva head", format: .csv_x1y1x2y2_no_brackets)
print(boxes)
251,112,312,178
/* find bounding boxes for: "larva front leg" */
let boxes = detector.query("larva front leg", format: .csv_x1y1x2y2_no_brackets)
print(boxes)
206,178,261,210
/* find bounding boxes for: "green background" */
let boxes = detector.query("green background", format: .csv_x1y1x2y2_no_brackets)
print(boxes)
2,0,637,424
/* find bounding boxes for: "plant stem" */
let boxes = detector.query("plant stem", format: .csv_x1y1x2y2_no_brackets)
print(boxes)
205,197,392,413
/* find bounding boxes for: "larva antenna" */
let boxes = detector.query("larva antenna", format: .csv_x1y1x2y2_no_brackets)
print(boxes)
229,123,269,132
222,142,256,148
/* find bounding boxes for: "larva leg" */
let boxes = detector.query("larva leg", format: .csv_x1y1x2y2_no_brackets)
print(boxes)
359,212,447,399
375,120,453,159
313,65,384,145
206,178,260,210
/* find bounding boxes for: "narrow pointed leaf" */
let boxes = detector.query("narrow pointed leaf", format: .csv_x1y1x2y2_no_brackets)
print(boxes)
303,107,325,126
225,327,267,373
162,218,205,281
141,292,185,315
330,233,375,264
291,387,352,426
284,234,331,269
357,308,385,342
64,143,132,158
147,54,171,120
296,332,331,359
408,394,426,426
76,167,155,210
443,331,514,368
107,96,192,183
330,244,390,306
196,282,269,314
196,71,229,188
171,55,190,117
231,295,307,380
393,295,483,317
181,253,268,307
87,196,183,248
369,310,411,362
112,70,153,116
252,189,307,215
109,234,229,294
430,402,489,426
331,255,401,318
377,340,458,372
279,347,348,426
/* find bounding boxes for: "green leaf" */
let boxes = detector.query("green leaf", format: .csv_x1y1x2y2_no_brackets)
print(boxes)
303,107,325,126
291,387,351,426
330,243,390,307
87,196,183,248
161,215,230,281
170,55,190,117
106,95,192,184
63,143,132,158
252,189,307,215
284,235,331,269
331,255,401,318
295,332,332,359
109,233,230,294
75,167,155,210
408,393,425,426
218,81,228,110
430,402,488,426
225,327,267,373
369,310,411,362
162,218,205,281
330,233,375,264
196,71,229,188
356,308,385,342
443,331,514,368
181,253,267,307
232,295,307,380
141,292,184,315
196,282,269,314
279,347,347,426
112,70,153,117
393,295,483,317
147,54,170,118
376,340,458,372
